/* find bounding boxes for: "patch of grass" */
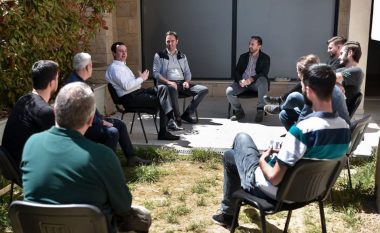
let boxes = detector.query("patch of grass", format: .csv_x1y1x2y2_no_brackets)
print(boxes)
186,221,207,232
342,205,361,230
161,186,170,196
196,196,206,206
0,202,11,233
125,164,169,183
190,149,221,163
191,182,208,194
142,200,155,210
156,198,171,207
165,209,179,224
178,192,186,202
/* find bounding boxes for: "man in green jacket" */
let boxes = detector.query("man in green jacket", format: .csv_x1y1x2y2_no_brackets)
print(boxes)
21,82,151,233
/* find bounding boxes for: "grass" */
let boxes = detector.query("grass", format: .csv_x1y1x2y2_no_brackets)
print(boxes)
1,146,379,232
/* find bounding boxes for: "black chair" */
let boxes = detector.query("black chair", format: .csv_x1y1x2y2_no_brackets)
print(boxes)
0,146,22,205
107,83,158,143
346,114,371,189
227,90,258,118
230,156,347,233
346,92,363,118
9,200,109,233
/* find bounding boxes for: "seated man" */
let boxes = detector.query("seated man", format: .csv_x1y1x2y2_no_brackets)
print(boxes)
153,30,209,126
226,35,270,123
212,64,351,229
265,55,350,130
336,41,364,104
64,52,151,167
21,82,152,233
105,42,179,140
2,60,58,170
264,36,346,107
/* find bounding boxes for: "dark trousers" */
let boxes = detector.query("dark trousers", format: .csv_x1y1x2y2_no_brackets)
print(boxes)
281,82,302,100
85,117,134,159
119,86,173,133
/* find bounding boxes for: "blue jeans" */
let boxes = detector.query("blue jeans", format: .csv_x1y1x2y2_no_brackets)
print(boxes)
279,92,306,131
226,76,268,111
85,117,134,159
221,132,268,215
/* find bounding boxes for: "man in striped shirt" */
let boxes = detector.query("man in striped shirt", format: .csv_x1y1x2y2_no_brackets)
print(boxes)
212,63,351,228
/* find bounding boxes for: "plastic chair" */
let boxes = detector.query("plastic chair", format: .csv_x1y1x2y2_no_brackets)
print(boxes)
8,200,109,233
346,114,371,189
346,92,363,118
107,83,158,143
0,146,22,204
230,156,347,233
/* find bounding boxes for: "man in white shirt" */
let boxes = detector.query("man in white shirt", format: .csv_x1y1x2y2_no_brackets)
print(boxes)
105,42,179,140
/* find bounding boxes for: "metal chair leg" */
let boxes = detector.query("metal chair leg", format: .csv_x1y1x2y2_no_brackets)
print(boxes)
347,157,353,190
319,201,327,233
259,210,267,233
284,210,292,232
230,200,242,233
9,182,14,205
130,113,136,134
137,113,148,143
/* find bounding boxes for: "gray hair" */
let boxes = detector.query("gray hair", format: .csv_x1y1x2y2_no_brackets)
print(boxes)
73,52,92,71
54,82,96,130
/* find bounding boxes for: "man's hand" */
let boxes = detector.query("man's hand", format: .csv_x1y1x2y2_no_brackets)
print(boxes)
239,79,247,88
138,69,149,81
102,120,113,127
260,147,272,163
183,81,190,89
167,81,178,90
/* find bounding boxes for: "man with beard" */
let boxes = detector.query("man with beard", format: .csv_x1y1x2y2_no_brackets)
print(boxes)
336,41,364,104
226,35,270,122
2,60,58,171
326,36,347,70
212,64,351,229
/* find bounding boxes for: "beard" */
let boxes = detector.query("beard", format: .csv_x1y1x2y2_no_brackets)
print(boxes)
340,55,349,66
303,91,313,107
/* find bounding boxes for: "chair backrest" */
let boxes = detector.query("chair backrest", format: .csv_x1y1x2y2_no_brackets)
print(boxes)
347,114,371,155
0,146,22,186
9,200,109,233
347,92,363,118
107,83,126,113
276,157,346,204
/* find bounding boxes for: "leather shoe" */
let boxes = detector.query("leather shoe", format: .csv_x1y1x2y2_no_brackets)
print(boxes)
255,109,264,123
158,131,180,140
181,113,197,124
126,156,152,167
230,110,245,121
167,119,184,131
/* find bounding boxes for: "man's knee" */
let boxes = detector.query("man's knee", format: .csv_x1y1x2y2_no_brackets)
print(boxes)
226,86,234,96
106,127,119,141
234,132,251,144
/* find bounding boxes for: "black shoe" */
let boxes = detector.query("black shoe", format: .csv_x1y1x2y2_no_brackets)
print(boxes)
175,117,182,127
158,131,180,140
126,156,152,167
181,113,197,124
230,110,245,121
255,109,264,123
264,95,283,105
212,211,234,229
167,119,184,131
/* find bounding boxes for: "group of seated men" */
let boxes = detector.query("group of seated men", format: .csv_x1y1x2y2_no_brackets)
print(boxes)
1,32,361,231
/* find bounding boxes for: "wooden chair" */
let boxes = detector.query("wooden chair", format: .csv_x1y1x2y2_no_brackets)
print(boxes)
0,146,22,205
9,200,109,233
346,114,371,189
107,83,158,143
230,156,347,233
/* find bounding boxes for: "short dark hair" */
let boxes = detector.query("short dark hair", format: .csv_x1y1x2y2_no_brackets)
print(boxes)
302,64,335,101
343,41,362,63
31,60,59,90
327,36,346,45
166,30,178,40
111,42,126,53
250,36,262,46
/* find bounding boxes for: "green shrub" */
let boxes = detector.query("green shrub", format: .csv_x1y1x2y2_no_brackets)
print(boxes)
0,0,114,110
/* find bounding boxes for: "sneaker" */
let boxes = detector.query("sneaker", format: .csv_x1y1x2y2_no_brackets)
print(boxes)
230,110,245,121
181,113,197,124
264,104,281,115
126,156,152,167
167,119,184,131
255,109,264,123
212,211,234,228
158,131,180,140
264,95,283,105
